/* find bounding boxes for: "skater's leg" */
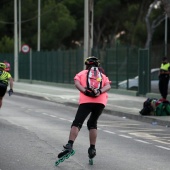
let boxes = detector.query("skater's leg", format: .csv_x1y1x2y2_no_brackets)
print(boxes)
87,103,105,159
55,104,91,166
69,103,91,143
57,104,91,156
88,129,97,159
68,126,79,144
89,129,97,145
0,97,2,108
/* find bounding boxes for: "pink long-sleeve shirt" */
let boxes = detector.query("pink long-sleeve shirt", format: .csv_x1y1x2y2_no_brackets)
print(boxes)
74,70,110,106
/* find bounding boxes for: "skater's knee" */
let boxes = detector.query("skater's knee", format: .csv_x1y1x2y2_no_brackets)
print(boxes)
87,121,97,130
71,120,82,130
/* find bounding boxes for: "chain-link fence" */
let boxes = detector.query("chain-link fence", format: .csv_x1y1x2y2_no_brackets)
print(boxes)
0,44,169,95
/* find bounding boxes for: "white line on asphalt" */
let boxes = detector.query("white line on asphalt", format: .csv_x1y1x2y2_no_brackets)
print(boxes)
59,118,67,121
49,115,56,118
119,135,132,138
155,145,170,150
153,140,170,145
41,114,170,152
107,104,140,111
103,130,115,134
42,113,48,115
134,139,151,144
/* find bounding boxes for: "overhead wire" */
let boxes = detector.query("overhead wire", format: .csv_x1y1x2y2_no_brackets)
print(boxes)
0,3,59,25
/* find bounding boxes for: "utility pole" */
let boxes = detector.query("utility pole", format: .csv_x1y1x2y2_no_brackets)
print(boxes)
37,0,41,51
165,14,168,56
84,0,89,63
18,0,21,52
84,0,94,66
89,0,94,55
14,0,18,81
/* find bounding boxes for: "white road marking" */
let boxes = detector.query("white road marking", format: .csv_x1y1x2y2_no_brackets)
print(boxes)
38,114,170,152
59,118,67,120
119,135,132,138
49,115,56,118
155,145,170,150
42,113,48,115
122,129,164,132
134,139,151,144
103,130,115,134
153,140,170,145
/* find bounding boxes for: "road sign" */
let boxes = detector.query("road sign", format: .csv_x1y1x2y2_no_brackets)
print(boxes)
21,44,30,53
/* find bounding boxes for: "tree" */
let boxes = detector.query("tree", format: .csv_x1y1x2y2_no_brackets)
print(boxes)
0,36,14,52
0,0,168,51
93,0,121,48
161,0,170,18
38,0,76,50
145,0,165,48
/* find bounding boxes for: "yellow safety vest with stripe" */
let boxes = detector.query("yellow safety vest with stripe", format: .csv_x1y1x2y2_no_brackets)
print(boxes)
0,70,11,86
160,63,170,72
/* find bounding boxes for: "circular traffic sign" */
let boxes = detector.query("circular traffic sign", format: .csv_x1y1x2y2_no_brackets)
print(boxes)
21,44,30,53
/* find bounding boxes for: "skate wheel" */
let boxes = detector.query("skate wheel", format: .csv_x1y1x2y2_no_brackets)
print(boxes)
89,159,93,165
65,154,71,159
60,157,65,162
55,160,60,166
71,150,75,155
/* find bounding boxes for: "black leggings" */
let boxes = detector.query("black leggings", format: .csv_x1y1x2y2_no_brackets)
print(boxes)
72,103,105,130
0,83,7,98
159,75,169,99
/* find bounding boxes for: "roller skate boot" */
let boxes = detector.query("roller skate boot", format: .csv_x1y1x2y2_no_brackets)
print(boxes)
88,147,96,165
55,143,75,166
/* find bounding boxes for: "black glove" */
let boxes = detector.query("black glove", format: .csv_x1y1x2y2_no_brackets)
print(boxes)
93,89,102,95
84,88,101,97
8,89,13,96
84,88,96,97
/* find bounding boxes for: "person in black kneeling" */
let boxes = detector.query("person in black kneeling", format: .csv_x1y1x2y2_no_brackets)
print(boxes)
158,57,170,100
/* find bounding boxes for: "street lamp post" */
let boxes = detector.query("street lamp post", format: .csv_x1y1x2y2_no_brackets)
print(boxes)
84,0,89,64
89,0,94,55
84,0,94,67
165,14,168,56
14,0,18,81
37,0,41,51
18,0,21,52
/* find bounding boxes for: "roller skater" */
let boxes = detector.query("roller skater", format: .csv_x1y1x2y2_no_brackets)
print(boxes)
88,147,96,165
55,143,75,166
0,62,14,109
55,56,111,166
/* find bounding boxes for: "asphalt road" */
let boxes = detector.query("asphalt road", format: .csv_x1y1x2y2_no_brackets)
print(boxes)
1,95,170,170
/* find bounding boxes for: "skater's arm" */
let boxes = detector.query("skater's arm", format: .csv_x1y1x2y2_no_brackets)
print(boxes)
9,77,13,90
74,80,86,93
100,83,111,93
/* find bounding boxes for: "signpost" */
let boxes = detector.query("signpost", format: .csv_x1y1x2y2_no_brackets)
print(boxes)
21,44,32,83
21,44,30,53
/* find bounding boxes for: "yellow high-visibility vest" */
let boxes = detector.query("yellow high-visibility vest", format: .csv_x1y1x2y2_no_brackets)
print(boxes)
160,63,170,71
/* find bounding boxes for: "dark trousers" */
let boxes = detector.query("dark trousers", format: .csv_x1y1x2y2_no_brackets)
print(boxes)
0,83,7,97
159,74,169,99
72,103,105,130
